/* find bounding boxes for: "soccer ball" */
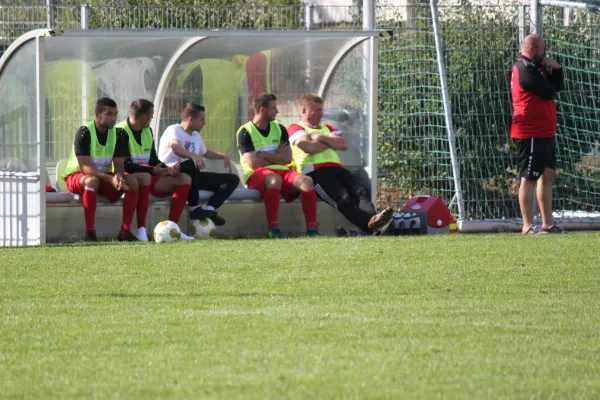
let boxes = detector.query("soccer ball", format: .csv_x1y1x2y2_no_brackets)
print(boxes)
153,220,181,243
191,218,216,239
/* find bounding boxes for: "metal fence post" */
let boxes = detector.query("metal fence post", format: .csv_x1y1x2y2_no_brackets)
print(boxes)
46,0,54,29
36,35,46,245
363,0,374,30
518,5,527,44
531,0,542,37
304,4,314,90
81,4,89,30
563,7,571,27
304,3,314,30
81,4,90,124
363,0,378,206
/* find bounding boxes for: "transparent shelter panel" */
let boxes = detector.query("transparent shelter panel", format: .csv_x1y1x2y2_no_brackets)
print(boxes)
321,43,366,169
43,37,189,166
1,32,371,171
158,36,365,162
0,40,37,172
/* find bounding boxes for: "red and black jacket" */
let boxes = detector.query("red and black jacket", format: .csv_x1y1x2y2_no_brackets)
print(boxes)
510,55,564,139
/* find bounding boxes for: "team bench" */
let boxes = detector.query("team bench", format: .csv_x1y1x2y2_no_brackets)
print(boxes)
46,158,262,206
44,159,354,240
46,188,262,205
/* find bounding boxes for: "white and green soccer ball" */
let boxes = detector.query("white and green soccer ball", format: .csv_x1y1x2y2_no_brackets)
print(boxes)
191,218,216,239
153,220,181,243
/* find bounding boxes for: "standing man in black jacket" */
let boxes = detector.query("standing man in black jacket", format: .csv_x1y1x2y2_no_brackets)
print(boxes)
511,34,565,234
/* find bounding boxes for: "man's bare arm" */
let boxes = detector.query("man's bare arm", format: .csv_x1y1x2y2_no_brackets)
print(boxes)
242,151,271,170
205,149,233,173
315,134,348,151
259,143,292,165
77,156,114,182
113,157,126,175
294,136,330,154
170,139,205,169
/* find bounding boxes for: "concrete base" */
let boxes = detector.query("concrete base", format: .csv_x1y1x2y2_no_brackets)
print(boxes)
46,202,357,242
458,218,600,233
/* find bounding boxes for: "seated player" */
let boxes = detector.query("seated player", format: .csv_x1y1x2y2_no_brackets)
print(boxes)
116,99,194,241
158,103,240,226
61,97,139,242
288,94,393,235
236,93,319,239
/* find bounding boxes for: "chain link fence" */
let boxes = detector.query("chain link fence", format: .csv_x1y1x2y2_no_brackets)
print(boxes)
2,1,365,53
2,0,599,221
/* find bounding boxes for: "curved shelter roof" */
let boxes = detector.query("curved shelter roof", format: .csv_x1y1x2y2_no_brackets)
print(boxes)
0,29,377,172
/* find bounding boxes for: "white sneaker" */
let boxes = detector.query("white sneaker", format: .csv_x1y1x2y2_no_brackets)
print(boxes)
179,231,195,241
136,227,149,242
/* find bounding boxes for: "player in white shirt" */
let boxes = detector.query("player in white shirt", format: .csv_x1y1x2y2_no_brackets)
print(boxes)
158,103,239,225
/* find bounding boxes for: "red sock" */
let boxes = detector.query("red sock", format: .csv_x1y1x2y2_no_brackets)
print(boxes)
168,184,191,223
264,188,280,229
301,189,318,229
120,190,139,233
137,185,150,228
82,188,97,232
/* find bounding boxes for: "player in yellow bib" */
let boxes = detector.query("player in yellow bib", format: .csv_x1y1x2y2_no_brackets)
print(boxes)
236,93,319,238
288,94,393,235
62,97,140,242
117,99,195,241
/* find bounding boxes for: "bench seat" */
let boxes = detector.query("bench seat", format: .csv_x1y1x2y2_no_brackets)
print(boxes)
45,188,263,205
45,192,75,203
47,158,263,205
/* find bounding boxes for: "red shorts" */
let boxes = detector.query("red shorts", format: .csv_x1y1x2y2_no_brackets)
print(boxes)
64,172,123,202
149,174,169,198
247,168,301,203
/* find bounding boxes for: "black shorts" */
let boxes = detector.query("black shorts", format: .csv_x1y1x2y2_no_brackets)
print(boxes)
514,137,556,181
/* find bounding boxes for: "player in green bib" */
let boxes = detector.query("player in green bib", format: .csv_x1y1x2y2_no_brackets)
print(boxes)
62,97,140,242
288,94,393,235
236,93,319,238
118,99,195,241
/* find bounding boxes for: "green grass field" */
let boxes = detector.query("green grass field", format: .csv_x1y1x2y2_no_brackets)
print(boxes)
2,233,600,399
